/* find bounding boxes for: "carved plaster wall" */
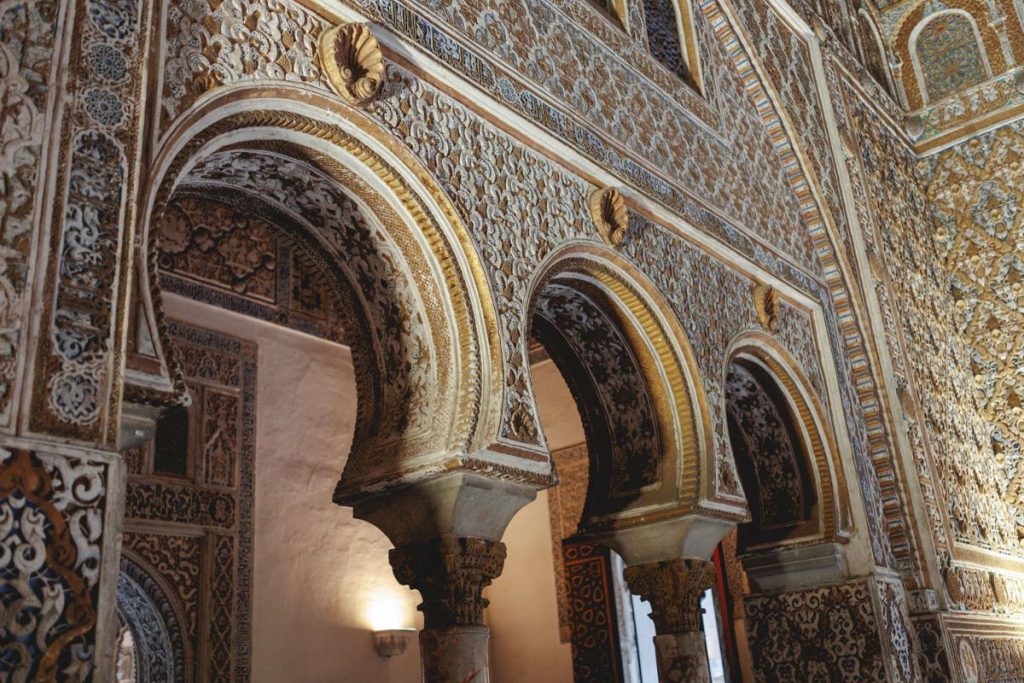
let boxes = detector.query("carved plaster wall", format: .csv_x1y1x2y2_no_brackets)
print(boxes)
0,447,115,680
927,121,1024,550
121,320,256,682
158,196,346,343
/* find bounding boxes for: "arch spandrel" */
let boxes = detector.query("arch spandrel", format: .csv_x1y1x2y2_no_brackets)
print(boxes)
138,91,542,503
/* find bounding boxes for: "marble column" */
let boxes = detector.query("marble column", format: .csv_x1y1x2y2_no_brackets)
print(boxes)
596,513,734,683
624,558,716,683
353,471,538,682
390,534,506,682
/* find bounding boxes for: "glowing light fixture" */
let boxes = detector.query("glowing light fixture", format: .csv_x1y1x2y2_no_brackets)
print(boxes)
366,587,415,658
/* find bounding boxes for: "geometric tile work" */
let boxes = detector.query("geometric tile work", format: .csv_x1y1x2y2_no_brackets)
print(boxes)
914,13,988,103
121,321,256,682
927,121,1024,548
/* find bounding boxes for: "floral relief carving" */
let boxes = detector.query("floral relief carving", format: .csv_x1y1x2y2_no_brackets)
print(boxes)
726,363,806,534
158,196,345,342
122,321,256,681
162,0,324,127
0,1,56,426
744,580,887,681
927,122,1024,549
535,283,661,496
179,149,439,462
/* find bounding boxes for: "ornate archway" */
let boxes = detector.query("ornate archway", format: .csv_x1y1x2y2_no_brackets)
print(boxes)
136,89,518,501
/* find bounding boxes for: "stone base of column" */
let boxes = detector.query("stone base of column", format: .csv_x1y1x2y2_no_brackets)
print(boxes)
653,633,711,683
420,626,490,683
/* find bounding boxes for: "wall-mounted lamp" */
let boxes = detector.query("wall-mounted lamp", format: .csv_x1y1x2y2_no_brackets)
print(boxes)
371,628,415,657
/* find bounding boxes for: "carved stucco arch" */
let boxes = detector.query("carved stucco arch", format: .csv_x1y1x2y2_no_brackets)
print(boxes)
724,331,851,549
138,88,512,501
894,0,1003,109
524,242,735,533
117,553,189,683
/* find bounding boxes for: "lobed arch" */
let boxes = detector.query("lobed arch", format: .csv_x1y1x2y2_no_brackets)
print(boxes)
136,87,514,502
894,0,1002,109
523,242,734,535
723,331,851,553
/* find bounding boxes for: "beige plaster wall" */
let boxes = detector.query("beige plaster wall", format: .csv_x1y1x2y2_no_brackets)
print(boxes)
164,296,422,683
164,298,585,682
485,360,585,682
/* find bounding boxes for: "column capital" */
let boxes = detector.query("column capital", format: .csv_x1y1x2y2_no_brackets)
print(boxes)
390,534,507,629
624,558,715,634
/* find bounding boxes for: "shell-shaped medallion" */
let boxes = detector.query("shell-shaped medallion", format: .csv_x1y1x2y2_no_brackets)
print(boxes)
320,23,385,106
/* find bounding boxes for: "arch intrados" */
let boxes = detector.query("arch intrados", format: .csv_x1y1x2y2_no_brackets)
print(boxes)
525,243,714,527
724,332,848,545
140,91,504,495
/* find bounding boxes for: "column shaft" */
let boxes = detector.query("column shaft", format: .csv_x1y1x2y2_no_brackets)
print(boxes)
624,558,715,683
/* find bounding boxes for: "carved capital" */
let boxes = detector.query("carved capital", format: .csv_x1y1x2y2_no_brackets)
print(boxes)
319,23,385,105
624,558,714,634
389,535,507,629
588,187,629,246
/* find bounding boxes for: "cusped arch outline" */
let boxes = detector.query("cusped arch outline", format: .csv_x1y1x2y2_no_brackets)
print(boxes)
724,331,852,547
137,87,516,501
524,241,738,532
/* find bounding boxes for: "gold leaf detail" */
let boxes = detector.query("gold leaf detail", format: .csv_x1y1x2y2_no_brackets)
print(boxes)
319,23,385,106
588,187,629,247
753,284,780,332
